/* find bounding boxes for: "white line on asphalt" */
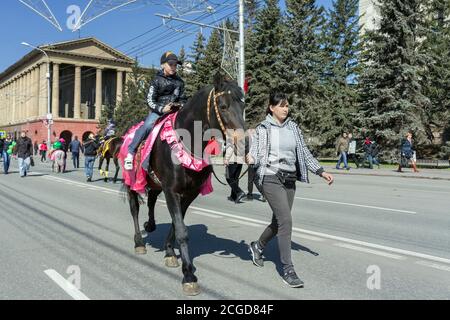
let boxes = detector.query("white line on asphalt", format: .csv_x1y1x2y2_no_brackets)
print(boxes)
295,197,417,214
191,211,223,219
40,175,450,266
228,219,264,228
292,233,324,242
171,204,450,265
415,260,450,272
334,243,406,260
44,269,90,300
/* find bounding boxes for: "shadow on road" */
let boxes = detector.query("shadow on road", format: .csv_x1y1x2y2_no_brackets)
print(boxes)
143,223,319,273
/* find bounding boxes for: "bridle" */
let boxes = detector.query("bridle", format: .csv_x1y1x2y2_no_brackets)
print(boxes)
207,88,230,135
205,88,249,185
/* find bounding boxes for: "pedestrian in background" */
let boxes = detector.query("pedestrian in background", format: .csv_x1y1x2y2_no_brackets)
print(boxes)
247,91,334,288
246,128,266,202
83,133,99,182
335,132,350,170
1,135,12,174
14,131,33,177
347,133,360,168
33,140,39,156
69,136,83,169
39,140,47,162
398,131,419,173
224,135,246,203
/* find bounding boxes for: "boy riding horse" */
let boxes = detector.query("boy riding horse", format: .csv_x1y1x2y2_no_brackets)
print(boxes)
124,51,187,170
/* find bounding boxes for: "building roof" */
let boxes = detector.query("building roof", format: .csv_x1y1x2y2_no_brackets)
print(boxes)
0,37,134,83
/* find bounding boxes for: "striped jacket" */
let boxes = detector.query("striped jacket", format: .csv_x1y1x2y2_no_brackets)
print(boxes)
250,117,324,187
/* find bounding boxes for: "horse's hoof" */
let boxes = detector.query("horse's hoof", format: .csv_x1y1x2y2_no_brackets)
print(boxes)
135,246,147,255
144,221,156,233
164,256,179,268
182,282,200,296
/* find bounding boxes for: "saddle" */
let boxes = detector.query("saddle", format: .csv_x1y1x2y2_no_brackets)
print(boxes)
99,136,115,157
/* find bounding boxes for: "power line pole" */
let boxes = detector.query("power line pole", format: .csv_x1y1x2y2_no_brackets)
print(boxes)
238,0,245,121
155,0,246,92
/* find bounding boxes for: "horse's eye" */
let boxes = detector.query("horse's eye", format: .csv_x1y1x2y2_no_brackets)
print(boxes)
220,104,228,111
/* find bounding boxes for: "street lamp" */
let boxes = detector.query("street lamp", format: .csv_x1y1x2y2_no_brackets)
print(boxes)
21,42,52,151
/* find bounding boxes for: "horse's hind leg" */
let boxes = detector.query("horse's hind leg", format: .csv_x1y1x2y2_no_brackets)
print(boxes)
104,158,110,182
113,157,120,183
144,189,161,233
164,191,199,295
128,188,146,255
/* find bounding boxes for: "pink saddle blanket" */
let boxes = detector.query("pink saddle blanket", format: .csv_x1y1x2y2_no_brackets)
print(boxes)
119,112,213,195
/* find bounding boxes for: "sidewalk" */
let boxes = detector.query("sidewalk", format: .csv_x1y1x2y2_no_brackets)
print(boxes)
324,166,450,181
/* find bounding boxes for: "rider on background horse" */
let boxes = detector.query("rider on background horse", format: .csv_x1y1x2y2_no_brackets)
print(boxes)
103,118,116,141
124,51,187,170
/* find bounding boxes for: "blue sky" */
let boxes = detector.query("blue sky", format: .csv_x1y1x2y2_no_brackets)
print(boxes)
0,0,332,72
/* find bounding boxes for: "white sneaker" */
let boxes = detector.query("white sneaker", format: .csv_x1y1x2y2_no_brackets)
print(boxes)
124,153,134,170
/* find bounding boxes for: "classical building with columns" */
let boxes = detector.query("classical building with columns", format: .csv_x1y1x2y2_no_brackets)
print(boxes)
0,37,133,143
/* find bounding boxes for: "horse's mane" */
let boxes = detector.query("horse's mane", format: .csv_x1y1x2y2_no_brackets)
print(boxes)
183,79,244,111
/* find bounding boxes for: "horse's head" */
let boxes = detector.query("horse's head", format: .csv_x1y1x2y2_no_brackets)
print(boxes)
207,74,246,138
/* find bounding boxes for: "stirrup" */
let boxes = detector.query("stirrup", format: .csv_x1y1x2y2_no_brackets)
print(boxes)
124,157,133,170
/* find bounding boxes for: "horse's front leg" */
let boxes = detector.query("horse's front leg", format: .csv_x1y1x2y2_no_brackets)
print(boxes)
128,189,146,255
164,195,195,268
164,191,199,296
98,156,103,171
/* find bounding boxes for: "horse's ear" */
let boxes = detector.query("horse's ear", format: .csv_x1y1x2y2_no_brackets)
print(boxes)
213,72,223,91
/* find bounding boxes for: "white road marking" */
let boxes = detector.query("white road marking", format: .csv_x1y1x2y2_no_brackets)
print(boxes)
191,211,222,219
292,233,324,242
295,197,417,214
415,261,450,272
228,219,263,228
44,269,90,300
334,243,406,260
40,175,450,266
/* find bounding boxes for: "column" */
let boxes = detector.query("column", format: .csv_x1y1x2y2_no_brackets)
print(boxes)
116,70,123,105
26,71,31,118
0,86,3,125
33,67,40,117
19,75,24,121
95,68,103,120
39,63,48,117
74,65,81,119
14,78,19,123
52,63,59,119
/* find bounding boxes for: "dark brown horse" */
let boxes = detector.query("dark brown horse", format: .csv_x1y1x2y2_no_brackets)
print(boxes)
98,137,123,183
123,75,246,295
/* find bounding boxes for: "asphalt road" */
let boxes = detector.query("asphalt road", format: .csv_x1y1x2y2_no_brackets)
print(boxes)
0,156,449,300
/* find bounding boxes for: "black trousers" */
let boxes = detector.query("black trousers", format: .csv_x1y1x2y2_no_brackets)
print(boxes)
226,163,244,200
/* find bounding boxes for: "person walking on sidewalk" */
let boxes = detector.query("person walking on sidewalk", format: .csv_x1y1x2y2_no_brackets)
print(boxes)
14,131,33,177
83,133,99,182
398,131,419,173
1,135,12,174
39,141,47,162
335,132,350,170
246,91,334,288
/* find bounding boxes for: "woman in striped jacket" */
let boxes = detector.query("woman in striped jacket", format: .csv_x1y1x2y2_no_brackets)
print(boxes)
246,91,334,288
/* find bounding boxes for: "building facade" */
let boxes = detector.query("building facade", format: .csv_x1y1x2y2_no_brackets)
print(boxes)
0,37,133,143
